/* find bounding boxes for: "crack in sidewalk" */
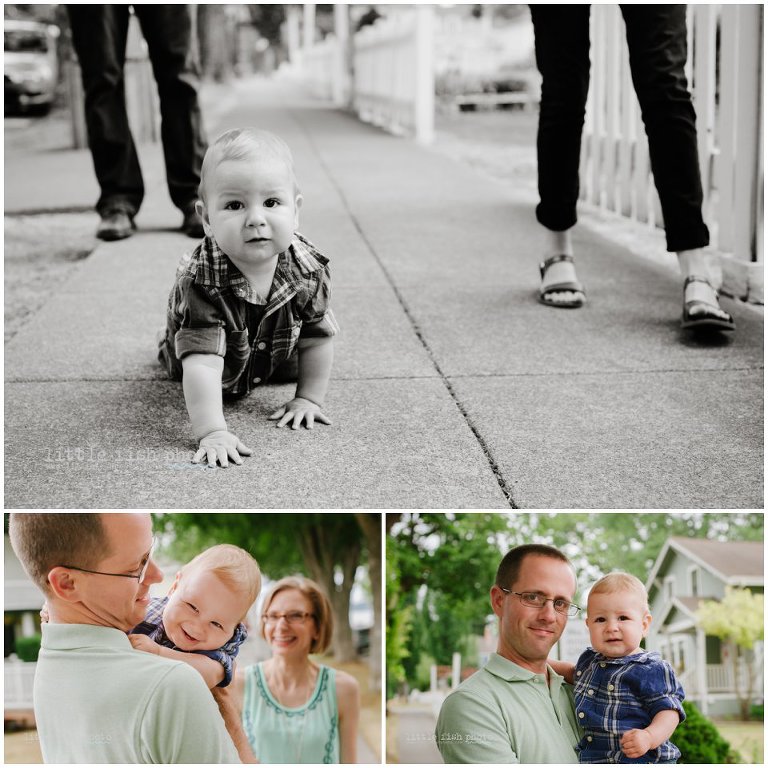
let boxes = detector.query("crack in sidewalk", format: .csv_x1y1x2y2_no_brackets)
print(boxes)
292,111,517,509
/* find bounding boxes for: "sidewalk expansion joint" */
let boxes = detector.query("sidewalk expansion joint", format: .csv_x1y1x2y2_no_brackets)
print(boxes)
292,111,517,508
445,366,764,379
7,206,94,216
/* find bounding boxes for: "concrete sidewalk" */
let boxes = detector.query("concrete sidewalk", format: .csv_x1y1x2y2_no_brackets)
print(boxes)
4,76,763,509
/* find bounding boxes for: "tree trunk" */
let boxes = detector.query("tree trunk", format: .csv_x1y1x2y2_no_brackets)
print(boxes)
356,512,382,692
299,523,361,663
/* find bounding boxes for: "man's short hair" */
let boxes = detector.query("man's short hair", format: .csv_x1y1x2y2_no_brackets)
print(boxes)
199,127,298,203
8,513,109,593
495,543,573,589
182,544,262,621
260,575,334,654
588,571,649,611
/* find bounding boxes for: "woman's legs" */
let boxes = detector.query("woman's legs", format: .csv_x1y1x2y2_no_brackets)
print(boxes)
530,6,591,305
621,6,731,326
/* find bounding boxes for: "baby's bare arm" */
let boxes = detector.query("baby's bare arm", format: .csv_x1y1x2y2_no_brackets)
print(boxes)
269,337,334,429
129,635,226,689
621,709,680,758
182,353,252,467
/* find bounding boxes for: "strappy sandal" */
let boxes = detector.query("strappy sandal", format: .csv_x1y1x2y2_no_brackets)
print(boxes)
538,254,586,308
681,275,735,331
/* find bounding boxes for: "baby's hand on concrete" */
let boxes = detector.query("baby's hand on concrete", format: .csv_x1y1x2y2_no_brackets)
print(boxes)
193,429,253,468
268,398,331,430
128,634,161,655
620,728,653,758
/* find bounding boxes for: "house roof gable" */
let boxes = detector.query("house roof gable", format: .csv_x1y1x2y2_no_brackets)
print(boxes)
646,536,764,596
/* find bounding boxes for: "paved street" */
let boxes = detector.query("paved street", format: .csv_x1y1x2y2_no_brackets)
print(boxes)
4,75,763,509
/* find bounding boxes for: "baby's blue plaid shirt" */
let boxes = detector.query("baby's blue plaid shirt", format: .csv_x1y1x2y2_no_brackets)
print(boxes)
129,596,247,688
574,648,685,764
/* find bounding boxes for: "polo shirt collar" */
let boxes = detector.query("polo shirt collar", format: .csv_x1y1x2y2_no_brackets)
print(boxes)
484,652,564,683
41,623,129,650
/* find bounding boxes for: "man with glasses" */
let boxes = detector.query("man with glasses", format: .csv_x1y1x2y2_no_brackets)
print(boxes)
8,513,242,763
435,544,581,763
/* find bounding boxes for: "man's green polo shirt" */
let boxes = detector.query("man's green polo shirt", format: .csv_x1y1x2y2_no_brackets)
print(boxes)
35,623,240,763
435,653,580,763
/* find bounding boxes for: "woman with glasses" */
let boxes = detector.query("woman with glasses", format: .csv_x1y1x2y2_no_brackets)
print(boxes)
228,576,360,763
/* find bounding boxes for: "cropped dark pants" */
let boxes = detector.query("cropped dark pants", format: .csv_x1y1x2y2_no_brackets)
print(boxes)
530,5,709,252
67,5,207,217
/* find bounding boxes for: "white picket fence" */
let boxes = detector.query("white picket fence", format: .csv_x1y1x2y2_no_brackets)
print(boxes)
352,6,434,144
581,5,764,266
5,659,36,709
298,4,762,271
300,6,434,144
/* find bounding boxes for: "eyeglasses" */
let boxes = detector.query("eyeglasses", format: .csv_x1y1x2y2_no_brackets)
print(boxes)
61,537,156,585
500,588,581,617
262,611,314,626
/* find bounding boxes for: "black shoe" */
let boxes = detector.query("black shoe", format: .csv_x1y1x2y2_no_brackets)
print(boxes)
96,210,135,241
182,204,205,238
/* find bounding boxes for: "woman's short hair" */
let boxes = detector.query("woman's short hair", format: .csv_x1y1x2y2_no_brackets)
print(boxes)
182,544,262,621
589,571,649,611
260,575,334,655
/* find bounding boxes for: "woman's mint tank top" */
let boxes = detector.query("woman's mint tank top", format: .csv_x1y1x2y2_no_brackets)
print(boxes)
242,662,340,764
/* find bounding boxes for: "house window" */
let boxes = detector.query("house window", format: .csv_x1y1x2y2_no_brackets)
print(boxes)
705,635,722,664
689,567,699,596
664,576,675,600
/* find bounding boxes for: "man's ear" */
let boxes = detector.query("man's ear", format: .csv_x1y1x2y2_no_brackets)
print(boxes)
195,200,213,238
490,585,505,617
47,567,82,603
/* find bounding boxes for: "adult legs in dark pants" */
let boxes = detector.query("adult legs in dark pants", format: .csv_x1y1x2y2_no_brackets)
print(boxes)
530,5,734,331
67,5,207,241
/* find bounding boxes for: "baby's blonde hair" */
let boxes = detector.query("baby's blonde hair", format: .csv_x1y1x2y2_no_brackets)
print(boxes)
589,571,649,612
199,127,298,204
182,544,261,621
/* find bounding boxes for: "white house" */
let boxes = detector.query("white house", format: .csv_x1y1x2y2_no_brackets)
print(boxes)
645,536,764,717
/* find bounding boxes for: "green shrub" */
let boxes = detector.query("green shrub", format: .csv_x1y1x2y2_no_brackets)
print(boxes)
15,633,42,662
750,702,763,720
675,700,739,763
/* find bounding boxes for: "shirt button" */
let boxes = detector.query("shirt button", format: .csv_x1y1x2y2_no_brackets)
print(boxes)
588,689,594,695
575,670,581,676
578,712,585,719
600,662,606,668
587,736,593,743
252,377,261,385
607,684,615,691
257,341,267,350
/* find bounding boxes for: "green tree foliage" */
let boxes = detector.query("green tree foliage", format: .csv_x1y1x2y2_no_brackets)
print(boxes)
532,512,764,585
697,588,764,720
674,700,739,763
385,541,413,698
387,513,513,690
155,513,373,663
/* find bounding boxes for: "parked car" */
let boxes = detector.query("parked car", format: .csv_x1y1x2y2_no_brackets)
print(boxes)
4,20,59,115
